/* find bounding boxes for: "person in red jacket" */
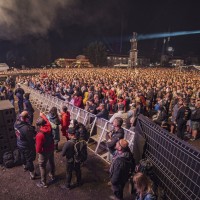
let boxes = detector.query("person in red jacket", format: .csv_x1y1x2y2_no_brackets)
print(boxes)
35,112,55,188
60,106,70,139
74,93,83,108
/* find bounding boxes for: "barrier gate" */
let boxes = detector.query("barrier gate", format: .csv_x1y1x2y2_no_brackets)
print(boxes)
22,85,135,163
22,85,200,200
136,115,200,200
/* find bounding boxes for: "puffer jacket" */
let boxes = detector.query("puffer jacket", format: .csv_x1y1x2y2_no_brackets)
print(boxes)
110,149,135,185
14,120,36,150
36,114,54,153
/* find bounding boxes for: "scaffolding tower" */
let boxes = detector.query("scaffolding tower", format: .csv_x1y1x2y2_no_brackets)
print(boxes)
129,32,138,67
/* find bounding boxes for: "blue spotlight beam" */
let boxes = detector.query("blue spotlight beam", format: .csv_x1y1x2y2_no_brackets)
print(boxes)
137,30,200,40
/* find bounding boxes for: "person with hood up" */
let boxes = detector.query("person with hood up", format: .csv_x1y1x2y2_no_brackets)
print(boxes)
47,107,61,152
35,112,55,188
110,139,135,200
14,111,37,180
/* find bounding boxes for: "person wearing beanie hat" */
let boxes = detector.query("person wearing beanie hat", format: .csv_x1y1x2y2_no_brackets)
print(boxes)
109,139,135,200
61,127,82,190
14,111,37,180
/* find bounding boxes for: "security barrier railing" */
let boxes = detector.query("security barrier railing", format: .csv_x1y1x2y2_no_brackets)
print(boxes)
22,85,200,200
22,85,135,163
136,115,200,200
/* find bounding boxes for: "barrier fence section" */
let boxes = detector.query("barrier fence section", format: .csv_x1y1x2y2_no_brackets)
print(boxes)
137,115,200,200
22,85,135,163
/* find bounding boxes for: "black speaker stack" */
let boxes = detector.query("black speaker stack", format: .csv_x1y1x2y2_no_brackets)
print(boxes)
0,100,16,163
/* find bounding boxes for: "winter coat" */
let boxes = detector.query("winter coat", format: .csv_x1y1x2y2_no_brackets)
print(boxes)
14,120,36,151
110,149,135,185
24,99,34,115
62,138,77,163
74,96,83,108
96,109,109,120
47,113,61,144
61,111,70,136
136,193,157,200
36,114,54,153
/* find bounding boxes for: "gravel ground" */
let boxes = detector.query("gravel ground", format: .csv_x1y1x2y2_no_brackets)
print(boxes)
0,107,132,200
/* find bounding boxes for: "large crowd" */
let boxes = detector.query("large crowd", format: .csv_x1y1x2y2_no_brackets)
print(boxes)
0,67,200,200
14,67,200,140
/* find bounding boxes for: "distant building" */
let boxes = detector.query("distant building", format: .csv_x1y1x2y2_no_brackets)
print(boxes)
107,55,129,67
107,32,151,67
137,57,150,66
55,55,93,68
169,59,184,67
0,63,9,72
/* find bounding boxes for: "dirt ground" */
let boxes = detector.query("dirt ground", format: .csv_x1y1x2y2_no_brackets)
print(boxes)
0,107,132,200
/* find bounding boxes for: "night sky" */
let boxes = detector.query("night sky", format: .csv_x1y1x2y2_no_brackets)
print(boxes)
0,0,200,66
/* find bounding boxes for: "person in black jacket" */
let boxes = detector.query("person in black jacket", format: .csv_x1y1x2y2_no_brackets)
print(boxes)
96,103,109,120
14,111,37,179
61,128,82,190
110,139,135,200
176,99,191,140
15,84,25,113
7,88,15,106
24,93,34,125
190,100,200,141
106,117,124,154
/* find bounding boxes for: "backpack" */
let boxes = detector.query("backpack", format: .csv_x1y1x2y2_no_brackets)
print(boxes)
13,148,23,166
74,140,88,163
40,130,54,149
3,151,15,168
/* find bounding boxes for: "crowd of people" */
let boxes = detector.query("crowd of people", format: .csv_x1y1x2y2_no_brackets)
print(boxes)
13,67,200,141
0,67,200,200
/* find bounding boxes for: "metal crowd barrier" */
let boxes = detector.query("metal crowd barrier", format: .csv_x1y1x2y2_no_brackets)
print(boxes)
23,85,200,199
137,115,200,200
22,85,135,163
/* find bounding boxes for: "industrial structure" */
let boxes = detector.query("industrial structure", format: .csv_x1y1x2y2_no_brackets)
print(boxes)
128,32,138,67
107,32,142,68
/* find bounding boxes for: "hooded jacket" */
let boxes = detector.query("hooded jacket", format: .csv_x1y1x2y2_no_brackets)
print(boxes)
61,111,70,135
110,149,135,185
14,120,36,150
36,114,54,153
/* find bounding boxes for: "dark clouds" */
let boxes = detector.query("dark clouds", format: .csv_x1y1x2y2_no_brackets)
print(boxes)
0,0,200,64
0,0,75,40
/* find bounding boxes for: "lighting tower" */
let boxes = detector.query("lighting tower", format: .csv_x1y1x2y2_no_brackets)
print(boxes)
129,32,138,68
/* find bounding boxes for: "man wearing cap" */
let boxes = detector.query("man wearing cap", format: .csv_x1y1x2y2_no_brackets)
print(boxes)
61,127,82,190
35,112,55,188
110,139,135,200
14,111,36,179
